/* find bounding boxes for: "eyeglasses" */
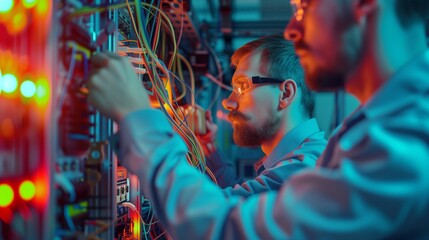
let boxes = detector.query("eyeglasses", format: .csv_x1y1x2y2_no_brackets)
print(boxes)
232,76,284,97
290,0,309,22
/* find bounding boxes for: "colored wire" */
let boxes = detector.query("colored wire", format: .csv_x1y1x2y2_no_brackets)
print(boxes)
64,206,77,231
148,0,158,43
86,220,111,237
154,230,168,240
120,39,138,43
74,0,207,170
172,59,187,102
177,53,195,107
57,45,77,112
205,166,218,185
176,1,185,48
204,73,233,91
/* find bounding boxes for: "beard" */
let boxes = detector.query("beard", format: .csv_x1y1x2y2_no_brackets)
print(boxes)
230,111,281,147
295,41,351,92
304,63,347,92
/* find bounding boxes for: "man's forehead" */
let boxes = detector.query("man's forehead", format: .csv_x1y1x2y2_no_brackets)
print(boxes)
233,51,265,82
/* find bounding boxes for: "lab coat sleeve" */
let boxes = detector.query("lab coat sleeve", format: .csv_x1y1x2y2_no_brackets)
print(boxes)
119,109,429,239
222,137,323,198
222,160,307,198
205,149,245,188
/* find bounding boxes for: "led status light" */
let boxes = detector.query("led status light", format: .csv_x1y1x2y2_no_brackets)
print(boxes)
19,180,36,201
2,74,18,93
0,184,14,207
0,0,14,14
133,216,141,238
36,0,48,15
0,71,2,94
21,80,36,98
23,0,37,8
11,12,28,34
36,79,50,105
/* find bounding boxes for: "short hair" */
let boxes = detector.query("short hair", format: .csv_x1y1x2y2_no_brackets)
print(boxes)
396,0,429,26
231,35,315,118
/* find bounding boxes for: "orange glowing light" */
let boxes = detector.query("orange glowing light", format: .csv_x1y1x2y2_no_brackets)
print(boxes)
133,216,141,238
296,9,304,21
19,180,36,201
0,0,14,14
0,184,14,208
33,173,49,207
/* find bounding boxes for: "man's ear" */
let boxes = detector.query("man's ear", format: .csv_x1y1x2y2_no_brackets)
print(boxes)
279,79,297,109
352,0,379,23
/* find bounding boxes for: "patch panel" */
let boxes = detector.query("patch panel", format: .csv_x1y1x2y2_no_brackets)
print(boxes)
117,178,130,204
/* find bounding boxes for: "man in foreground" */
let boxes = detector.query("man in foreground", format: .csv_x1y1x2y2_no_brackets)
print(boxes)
87,0,429,238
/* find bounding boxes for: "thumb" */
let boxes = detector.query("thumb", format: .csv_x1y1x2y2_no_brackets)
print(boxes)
90,52,121,69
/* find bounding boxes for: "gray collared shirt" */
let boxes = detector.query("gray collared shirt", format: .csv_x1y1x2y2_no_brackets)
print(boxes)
219,118,326,197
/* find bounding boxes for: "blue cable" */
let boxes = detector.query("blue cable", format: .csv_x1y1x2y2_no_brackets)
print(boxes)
64,206,77,231
136,0,151,43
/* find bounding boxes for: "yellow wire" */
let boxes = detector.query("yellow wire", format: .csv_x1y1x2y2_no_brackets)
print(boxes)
177,53,195,107
205,166,218,185
138,2,206,169
132,4,203,167
73,1,206,169
172,56,186,102
71,2,178,66
120,39,138,43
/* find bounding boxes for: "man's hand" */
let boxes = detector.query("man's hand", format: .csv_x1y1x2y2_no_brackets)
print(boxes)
87,52,151,122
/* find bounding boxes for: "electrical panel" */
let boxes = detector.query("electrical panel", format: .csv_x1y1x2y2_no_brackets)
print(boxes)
1,0,216,239
0,0,54,238
53,0,117,238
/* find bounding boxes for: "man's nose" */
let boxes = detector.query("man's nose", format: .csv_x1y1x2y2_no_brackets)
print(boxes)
284,18,303,42
222,94,238,111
